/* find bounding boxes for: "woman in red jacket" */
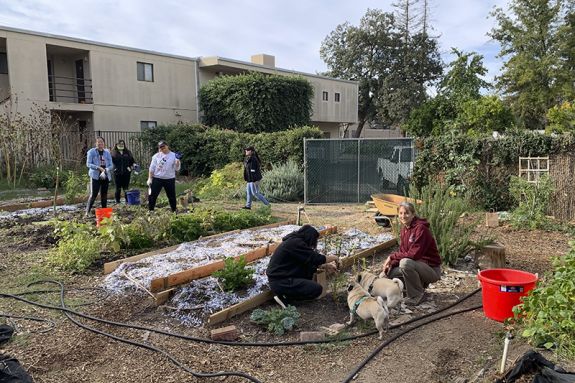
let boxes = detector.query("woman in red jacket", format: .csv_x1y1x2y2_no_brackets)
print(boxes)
381,201,441,305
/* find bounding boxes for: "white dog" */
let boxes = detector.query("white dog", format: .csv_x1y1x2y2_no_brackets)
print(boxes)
356,271,404,309
346,282,389,339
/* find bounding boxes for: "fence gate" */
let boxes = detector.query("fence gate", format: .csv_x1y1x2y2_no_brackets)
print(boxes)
304,138,415,204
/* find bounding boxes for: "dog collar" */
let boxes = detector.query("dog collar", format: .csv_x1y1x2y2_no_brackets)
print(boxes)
350,295,370,315
368,281,375,294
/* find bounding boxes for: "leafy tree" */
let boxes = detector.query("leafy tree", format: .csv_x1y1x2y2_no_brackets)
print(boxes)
439,49,491,101
320,8,442,137
490,0,568,129
557,10,575,101
199,73,313,133
545,100,575,133
454,96,514,136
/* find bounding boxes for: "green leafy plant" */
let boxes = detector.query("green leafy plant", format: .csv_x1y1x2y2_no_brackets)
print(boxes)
48,231,101,272
260,160,304,202
513,241,575,358
250,305,300,335
409,181,477,266
199,72,313,133
63,170,87,203
213,256,254,292
195,162,245,200
169,213,206,242
509,175,554,229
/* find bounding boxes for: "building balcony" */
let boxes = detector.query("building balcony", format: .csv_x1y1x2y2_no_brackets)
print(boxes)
48,74,93,104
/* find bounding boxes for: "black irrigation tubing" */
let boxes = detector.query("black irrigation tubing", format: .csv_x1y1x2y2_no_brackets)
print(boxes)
0,313,56,333
14,286,110,307
341,304,484,383
52,280,263,383
1,282,481,348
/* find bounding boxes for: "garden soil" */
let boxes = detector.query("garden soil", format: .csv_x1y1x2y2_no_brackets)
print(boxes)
1,202,574,383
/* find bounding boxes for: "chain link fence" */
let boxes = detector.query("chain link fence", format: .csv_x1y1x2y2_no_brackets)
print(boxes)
304,138,415,203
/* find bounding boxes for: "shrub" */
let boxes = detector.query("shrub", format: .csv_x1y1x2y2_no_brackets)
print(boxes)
195,162,245,200
64,170,88,203
29,166,65,189
514,242,575,358
213,256,254,292
250,305,300,335
509,175,554,229
546,101,575,134
409,181,477,266
139,124,322,177
199,72,313,133
210,207,273,232
169,213,206,242
49,231,101,272
260,160,304,202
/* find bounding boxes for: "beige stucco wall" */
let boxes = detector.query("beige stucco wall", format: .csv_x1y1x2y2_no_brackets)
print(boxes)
1,27,200,131
306,77,357,124
93,105,196,132
0,74,8,100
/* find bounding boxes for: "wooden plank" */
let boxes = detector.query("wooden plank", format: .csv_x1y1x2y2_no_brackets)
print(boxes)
150,243,276,292
153,288,176,305
0,196,87,212
103,219,294,274
149,225,337,293
208,290,274,326
104,244,180,274
340,238,397,269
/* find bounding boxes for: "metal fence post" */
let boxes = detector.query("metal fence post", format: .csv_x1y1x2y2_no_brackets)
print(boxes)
303,138,307,204
357,138,361,203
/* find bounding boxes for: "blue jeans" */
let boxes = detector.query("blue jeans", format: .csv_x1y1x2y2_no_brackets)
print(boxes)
246,182,269,208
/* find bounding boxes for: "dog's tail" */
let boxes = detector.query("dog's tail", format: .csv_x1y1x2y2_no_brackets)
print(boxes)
392,278,404,295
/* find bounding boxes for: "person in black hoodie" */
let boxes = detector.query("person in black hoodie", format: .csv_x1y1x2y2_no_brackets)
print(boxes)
242,146,270,209
266,225,339,302
111,140,136,204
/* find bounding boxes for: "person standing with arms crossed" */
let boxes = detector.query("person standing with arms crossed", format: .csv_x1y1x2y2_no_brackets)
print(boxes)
85,136,113,217
111,139,135,204
147,141,180,212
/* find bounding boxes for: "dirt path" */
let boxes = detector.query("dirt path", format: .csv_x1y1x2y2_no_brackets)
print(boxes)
0,202,573,383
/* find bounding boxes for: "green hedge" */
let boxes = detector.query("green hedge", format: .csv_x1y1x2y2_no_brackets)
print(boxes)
140,124,322,176
199,72,313,133
412,131,575,211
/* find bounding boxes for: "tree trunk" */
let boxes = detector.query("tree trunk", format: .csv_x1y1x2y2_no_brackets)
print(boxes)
353,119,367,138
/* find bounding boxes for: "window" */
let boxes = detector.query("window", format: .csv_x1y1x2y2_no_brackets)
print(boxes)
140,121,157,130
137,62,154,82
334,92,341,102
0,53,7,74
322,91,328,101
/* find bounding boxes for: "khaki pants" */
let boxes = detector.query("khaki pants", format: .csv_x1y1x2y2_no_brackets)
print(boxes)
388,258,441,300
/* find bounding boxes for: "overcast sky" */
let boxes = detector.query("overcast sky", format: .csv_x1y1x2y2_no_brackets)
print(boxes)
0,0,508,85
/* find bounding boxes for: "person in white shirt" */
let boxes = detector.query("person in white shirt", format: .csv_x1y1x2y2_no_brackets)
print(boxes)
147,140,181,212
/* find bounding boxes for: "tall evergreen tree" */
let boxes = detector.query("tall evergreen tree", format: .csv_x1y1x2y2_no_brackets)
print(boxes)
490,0,566,129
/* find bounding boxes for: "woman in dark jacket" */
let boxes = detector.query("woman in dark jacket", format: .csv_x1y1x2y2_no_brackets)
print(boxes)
242,146,270,209
111,140,135,204
266,225,339,302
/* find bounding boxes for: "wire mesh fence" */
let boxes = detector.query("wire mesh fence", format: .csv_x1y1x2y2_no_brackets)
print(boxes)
304,138,415,204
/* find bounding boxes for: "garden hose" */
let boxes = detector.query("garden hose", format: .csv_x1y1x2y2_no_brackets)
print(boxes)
1,283,480,347
1,282,482,382
0,313,56,333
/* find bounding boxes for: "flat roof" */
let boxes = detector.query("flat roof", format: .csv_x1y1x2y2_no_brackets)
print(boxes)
0,25,199,62
200,56,357,85
0,25,357,85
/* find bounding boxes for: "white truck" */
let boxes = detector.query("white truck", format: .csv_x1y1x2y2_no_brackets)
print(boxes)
377,145,414,194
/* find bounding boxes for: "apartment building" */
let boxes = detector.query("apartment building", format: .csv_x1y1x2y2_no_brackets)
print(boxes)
0,26,358,141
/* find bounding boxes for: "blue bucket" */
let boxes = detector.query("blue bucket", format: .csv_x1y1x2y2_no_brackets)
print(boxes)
126,189,141,205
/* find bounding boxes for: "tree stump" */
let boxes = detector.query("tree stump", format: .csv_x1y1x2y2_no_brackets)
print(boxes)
476,244,506,270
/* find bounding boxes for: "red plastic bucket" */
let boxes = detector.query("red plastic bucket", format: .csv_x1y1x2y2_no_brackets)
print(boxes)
95,207,113,227
477,268,538,322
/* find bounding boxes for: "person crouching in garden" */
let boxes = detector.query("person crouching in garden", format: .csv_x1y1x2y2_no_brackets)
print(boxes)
242,146,270,210
266,225,339,305
147,140,180,212
111,139,135,204
85,136,113,217
380,201,441,306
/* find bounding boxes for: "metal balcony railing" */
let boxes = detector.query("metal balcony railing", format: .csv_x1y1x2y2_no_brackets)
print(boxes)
48,75,93,104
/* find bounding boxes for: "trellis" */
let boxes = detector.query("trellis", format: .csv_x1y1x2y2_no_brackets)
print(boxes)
518,156,549,183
